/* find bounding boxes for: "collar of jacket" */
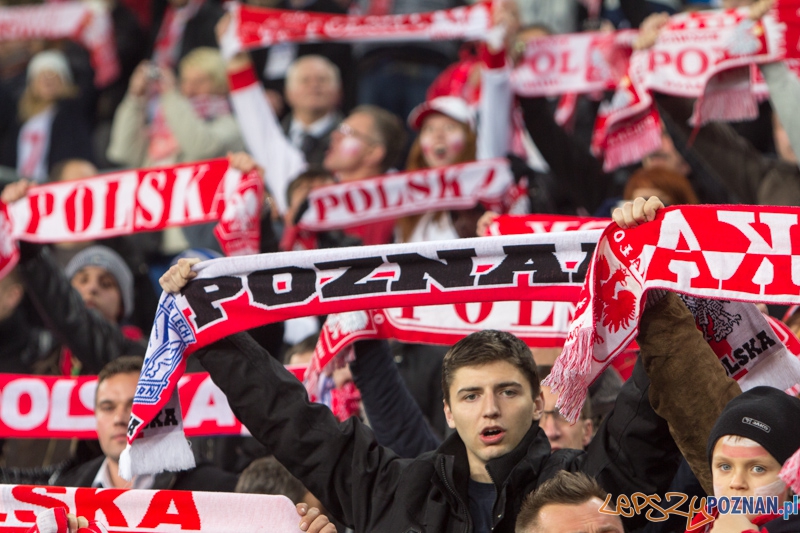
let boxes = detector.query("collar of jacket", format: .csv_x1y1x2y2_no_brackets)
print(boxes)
435,423,551,505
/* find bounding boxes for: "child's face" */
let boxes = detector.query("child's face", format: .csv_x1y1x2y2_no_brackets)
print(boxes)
711,436,788,517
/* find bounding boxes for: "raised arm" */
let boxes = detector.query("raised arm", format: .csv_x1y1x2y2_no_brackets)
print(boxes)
517,96,613,214
350,340,441,458
160,262,408,530
16,242,145,373
613,199,741,494
218,17,306,214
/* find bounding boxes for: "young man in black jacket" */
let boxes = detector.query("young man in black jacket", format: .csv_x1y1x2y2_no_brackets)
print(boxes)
161,256,682,533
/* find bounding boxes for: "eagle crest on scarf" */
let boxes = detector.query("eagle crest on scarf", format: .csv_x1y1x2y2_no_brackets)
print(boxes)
679,295,742,343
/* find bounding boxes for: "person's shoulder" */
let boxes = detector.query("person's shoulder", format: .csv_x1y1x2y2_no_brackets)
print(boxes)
173,463,239,492
54,455,104,487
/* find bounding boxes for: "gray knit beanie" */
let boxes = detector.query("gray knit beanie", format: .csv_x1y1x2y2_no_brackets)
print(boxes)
65,246,133,320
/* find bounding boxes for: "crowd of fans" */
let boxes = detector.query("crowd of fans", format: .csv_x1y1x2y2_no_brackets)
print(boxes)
1,0,800,532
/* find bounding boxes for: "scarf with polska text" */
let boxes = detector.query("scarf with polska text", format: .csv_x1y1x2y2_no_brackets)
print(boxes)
0,158,263,279
120,230,599,478
511,31,635,98
592,7,795,171
1,485,299,533
296,158,515,233
0,3,118,86
218,1,491,57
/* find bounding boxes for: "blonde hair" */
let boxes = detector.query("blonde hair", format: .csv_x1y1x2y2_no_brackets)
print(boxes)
19,71,77,122
179,47,228,95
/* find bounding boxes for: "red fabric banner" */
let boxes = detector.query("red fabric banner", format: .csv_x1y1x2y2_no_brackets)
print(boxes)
219,1,491,55
512,31,635,98
0,3,119,86
296,159,515,232
0,373,247,439
0,159,263,273
486,214,611,236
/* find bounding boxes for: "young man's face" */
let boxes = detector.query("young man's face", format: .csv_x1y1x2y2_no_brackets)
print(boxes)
527,498,624,533
95,372,139,464
711,436,788,515
444,360,543,480
71,266,123,323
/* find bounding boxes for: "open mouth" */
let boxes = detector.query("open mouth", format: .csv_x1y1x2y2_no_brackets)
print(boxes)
480,427,506,444
433,146,448,158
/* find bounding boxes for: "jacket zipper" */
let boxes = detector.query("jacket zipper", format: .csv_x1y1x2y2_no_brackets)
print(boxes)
486,469,503,531
439,457,472,533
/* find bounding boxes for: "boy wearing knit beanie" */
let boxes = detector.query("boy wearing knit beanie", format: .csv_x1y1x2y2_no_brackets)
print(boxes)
686,386,800,533
65,246,134,324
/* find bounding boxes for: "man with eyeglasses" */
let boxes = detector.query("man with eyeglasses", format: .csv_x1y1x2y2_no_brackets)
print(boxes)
318,105,407,244
537,365,593,452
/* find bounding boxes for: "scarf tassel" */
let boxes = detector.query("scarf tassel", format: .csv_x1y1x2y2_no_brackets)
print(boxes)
779,446,800,495
542,325,594,423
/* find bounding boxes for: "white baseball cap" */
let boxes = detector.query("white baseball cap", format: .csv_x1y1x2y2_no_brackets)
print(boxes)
408,96,475,131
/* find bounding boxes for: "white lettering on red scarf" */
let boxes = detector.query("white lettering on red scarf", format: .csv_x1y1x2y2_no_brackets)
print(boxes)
296,158,514,232
219,1,491,56
0,159,263,272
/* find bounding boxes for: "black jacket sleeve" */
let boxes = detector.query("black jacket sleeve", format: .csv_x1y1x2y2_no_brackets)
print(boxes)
518,96,614,214
350,340,441,458
580,356,681,531
194,332,411,530
17,243,145,374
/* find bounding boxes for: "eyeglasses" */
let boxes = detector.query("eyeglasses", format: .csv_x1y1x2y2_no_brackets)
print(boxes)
334,122,379,146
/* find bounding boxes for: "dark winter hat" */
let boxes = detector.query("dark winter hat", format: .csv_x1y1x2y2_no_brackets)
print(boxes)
707,386,800,466
65,245,133,320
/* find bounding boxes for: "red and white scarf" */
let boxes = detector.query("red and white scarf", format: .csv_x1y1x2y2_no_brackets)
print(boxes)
120,230,598,477
1,486,299,533
219,1,491,57
0,3,119,86
536,205,800,493
592,7,793,171
545,205,800,420
0,159,263,274
17,108,55,184
485,214,611,236
296,158,514,232
511,31,635,98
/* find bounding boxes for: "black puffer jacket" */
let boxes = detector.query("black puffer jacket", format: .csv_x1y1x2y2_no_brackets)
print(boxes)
196,332,681,533
17,243,144,374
